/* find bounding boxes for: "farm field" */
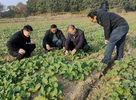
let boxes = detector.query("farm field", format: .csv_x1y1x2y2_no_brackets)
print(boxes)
0,12,136,100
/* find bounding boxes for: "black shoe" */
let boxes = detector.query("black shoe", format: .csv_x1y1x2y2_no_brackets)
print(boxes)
114,57,123,61
101,59,110,65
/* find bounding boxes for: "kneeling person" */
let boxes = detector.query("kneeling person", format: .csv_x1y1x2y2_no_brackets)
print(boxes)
65,25,90,56
7,25,36,61
43,24,66,51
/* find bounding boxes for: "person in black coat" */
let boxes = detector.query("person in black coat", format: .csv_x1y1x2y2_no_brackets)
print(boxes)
7,25,36,61
87,8,129,64
65,25,90,56
43,24,66,51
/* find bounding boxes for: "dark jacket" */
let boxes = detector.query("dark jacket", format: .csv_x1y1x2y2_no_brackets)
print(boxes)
65,29,88,50
6,30,30,52
43,29,66,47
97,8,128,40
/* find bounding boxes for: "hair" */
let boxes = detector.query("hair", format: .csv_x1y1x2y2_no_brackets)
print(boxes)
67,25,75,30
51,24,57,28
23,25,33,31
87,11,97,18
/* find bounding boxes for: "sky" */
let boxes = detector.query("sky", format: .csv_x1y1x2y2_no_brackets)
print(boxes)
0,0,28,7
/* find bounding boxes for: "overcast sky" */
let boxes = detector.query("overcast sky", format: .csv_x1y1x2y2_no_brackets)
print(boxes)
0,0,27,7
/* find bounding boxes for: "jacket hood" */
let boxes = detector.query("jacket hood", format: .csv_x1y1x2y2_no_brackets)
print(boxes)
97,8,107,18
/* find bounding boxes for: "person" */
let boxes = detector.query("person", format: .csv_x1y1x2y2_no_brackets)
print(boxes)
65,25,90,56
7,25,36,61
87,8,129,64
43,24,66,51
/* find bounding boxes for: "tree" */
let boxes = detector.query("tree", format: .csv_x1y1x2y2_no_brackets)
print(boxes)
0,2,4,12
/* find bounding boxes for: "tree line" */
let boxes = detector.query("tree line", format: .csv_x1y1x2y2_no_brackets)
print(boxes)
0,0,136,18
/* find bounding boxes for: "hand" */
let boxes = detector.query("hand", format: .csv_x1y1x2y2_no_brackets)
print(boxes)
72,49,76,55
65,50,69,56
105,40,109,44
63,47,65,51
46,44,50,50
18,48,26,54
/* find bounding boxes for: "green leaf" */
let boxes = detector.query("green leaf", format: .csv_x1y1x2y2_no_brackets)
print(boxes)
14,86,21,92
107,88,113,94
49,76,58,83
50,88,58,97
15,96,21,100
116,87,123,94
69,74,73,81
79,74,84,81
52,82,58,88
20,91,30,98
63,73,68,78
34,83,41,92
68,66,73,73
42,77,48,85
34,96,47,100
39,86,45,96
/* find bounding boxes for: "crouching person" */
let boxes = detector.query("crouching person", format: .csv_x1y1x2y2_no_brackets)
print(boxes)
7,25,36,61
43,24,66,51
65,25,90,56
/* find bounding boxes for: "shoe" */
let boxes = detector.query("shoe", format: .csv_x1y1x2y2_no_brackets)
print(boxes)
101,59,109,64
114,57,123,60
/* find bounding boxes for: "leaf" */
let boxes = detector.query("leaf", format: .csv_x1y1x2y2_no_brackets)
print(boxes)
20,91,30,98
63,73,68,78
34,83,41,92
58,84,63,95
42,77,48,85
14,86,21,92
47,87,51,94
68,66,73,73
69,74,73,81
52,82,58,88
28,87,35,92
49,76,58,84
116,87,123,94
34,96,47,100
39,86,45,96
50,88,58,97
15,96,21,100
107,88,113,93
79,74,84,81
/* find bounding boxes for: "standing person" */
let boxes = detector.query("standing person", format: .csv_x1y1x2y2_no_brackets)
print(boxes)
87,8,129,64
7,25,36,61
65,25,90,56
43,24,66,51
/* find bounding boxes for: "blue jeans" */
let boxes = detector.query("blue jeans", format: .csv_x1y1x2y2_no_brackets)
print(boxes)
102,25,129,63
43,39,63,50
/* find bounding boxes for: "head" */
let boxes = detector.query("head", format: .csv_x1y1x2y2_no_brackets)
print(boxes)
23,25,33,37
67,25,76,35
50,24,57,34
87,11,98,23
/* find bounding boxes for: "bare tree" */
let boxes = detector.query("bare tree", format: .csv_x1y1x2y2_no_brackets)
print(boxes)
0,2,4,12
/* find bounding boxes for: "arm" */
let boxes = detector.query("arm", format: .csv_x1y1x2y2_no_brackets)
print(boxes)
6,35,20,52
65,33,71,50
43,30,49,45
60,31,66,47
75,32,85,50
101,14,111,40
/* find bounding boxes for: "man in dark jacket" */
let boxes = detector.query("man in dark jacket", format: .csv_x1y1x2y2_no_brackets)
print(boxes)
7,25,36,61
87,8,129,64
43,24,66,51
65,25,90,55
